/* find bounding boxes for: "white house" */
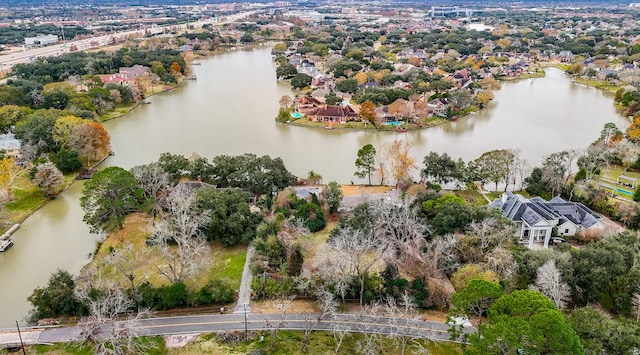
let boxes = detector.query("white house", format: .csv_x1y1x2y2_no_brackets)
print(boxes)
489,193,604,248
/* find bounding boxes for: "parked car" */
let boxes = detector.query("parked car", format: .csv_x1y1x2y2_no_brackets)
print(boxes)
550,237,566,246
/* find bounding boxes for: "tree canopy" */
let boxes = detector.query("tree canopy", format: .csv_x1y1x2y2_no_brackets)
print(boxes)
80,166,148,233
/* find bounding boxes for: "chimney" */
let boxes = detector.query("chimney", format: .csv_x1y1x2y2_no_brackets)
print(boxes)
501,193,507,204
197,176,202,182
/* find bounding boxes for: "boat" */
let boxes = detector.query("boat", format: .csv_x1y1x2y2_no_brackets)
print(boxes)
0,238,13,252
396,128,407,132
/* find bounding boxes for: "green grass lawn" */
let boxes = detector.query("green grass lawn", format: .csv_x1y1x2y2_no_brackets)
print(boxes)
451,189,490,207
573,77,620,93
98,103,138,122
25,332,461,355
205,244,248,290
593,164,638,199
0,172,75,233
28,337,166,355
87,214,247,291
167,331,462,355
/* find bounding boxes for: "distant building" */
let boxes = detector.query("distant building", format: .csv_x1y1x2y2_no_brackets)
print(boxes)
24,34,58,47
427,6,473,18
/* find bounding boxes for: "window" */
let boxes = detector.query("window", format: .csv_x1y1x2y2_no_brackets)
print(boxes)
564,229,569,234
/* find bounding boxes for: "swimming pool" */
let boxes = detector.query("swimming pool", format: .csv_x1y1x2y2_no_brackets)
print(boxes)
386,121,404,126
291,112,303,118
617,188,633,196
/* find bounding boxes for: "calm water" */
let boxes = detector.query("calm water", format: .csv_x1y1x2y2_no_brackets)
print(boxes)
0,44,628,327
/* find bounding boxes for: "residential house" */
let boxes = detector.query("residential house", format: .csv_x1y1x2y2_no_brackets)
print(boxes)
427,98,448,116
557,50,575,62
295,96,324,113
489,192,604,248
98,64,149,86
307,104,358,123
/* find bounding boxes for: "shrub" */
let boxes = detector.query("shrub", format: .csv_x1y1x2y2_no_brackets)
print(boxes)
157,283,189,310
294,202,326,232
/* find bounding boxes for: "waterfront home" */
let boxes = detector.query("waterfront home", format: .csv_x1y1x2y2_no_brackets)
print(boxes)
489,192,604,248
99,65,149,86
295,96,324,114
306,104,358,123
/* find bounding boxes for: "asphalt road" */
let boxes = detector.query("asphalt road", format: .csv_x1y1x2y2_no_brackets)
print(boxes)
30,313,474,343
0,10,257,71
1,313,472,348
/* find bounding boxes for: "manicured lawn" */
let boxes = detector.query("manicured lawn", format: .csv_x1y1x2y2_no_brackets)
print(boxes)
205,244,247,290
451,189,489,207
593,164,638,199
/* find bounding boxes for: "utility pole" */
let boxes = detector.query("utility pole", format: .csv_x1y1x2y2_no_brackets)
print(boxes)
243,303,248,341
15,321,26,355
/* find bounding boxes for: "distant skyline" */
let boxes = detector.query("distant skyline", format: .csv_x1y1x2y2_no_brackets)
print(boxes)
1,0,635,7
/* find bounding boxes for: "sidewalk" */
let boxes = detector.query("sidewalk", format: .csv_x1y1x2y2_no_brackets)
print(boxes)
233,242,254,313
0,329,41,348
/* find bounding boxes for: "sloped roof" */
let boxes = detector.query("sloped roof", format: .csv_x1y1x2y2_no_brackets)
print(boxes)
489,193,601,229
308,105,358,118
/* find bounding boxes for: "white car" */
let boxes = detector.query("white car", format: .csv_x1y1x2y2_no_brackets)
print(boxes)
447,316,472,327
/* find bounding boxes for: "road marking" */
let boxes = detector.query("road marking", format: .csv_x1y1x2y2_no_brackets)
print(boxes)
135,318,449,335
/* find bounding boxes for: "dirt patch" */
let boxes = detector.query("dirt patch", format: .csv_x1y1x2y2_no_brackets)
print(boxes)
164,333,201,348
251,299,319,314
418,309,449,323
341,185,392,196
97,212,152,256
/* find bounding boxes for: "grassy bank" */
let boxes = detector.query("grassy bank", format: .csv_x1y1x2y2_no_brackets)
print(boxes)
572,77,620,94
25,331,462,355
286,117,449,131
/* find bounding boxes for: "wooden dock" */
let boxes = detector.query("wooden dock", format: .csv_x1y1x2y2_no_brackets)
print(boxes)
75,169,96,180
0,224,18,252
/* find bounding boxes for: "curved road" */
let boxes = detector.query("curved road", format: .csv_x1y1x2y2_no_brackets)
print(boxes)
0,313,472,348
0,10,258,72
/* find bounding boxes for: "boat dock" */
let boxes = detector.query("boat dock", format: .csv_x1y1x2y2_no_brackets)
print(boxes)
0,224,19,252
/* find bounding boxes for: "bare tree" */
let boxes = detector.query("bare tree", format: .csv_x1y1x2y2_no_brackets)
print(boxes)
325,227,388,304
384,293,420,355
104,242,149,290
20,140,48,162
633,290,640,322
264,296,294,350
618,203,640,227
301,289,336,352
485,247,518,283
541,151,573,197
151,185,211,284
75,288,151,355
465,217,516,257
529,259,571,309
614,139,640,172
32,161,65,195
130,162,170,199
577,143,609,183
